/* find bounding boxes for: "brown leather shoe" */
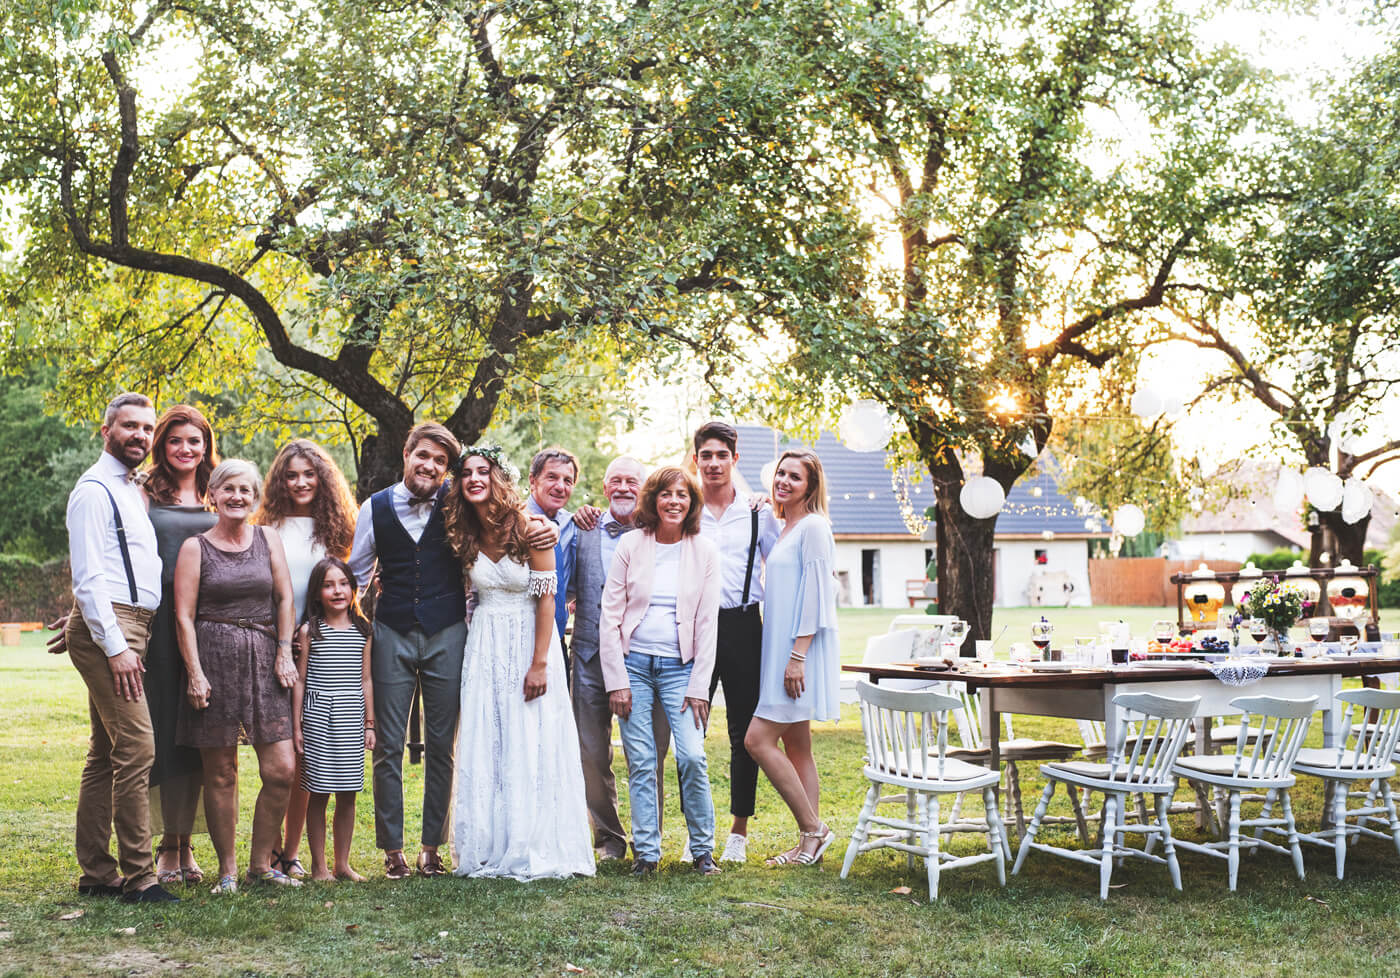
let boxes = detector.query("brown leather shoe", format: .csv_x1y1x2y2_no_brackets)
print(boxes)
416,849,448,877
383,850,412,880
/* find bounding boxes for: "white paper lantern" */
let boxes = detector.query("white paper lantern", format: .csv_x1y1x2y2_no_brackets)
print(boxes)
1302,466,1344,511
1018,433,1040,459
1130,388,1164,418
959,476,1005,520
1341,477,1374,525
838,399,894,452
760,461,777,492
1161,392,1186,417
1113,503,1146,537
1273,468,1304,512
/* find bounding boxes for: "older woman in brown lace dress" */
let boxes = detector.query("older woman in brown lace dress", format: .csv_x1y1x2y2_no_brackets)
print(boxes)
174,459,298,894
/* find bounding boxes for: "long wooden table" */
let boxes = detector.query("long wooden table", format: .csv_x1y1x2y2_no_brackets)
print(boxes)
844,657,1400,772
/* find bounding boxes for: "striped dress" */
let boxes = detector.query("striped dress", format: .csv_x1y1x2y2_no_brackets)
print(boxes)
300,621,368,793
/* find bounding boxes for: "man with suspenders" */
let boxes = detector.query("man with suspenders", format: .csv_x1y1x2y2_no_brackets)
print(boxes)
692,422,779,863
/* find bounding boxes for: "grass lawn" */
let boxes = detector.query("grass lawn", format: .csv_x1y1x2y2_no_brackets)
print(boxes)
3,623,1400,977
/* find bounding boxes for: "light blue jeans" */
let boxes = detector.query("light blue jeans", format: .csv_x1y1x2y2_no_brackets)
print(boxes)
617,652,715,862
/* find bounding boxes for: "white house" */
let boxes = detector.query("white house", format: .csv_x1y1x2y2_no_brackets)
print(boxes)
733,426,1106,609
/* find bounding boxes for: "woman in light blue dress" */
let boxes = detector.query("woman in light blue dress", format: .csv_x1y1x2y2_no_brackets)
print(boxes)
744,449,840,867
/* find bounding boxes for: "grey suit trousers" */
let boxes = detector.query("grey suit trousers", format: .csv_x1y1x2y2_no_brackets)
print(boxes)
371,620,467,851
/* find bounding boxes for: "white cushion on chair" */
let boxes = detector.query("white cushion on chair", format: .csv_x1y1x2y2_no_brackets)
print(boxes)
1293,748,1397,780
870,756,1000,784
1173,753,1296,789
1040,760,1174,793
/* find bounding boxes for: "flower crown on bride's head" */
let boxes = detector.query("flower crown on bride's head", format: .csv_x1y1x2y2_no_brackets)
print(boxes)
460,443,520,484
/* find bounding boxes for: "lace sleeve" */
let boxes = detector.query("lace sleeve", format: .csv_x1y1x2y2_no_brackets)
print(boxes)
527,570,558,597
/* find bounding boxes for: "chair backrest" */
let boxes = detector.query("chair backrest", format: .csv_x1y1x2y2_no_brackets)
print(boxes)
861,631,929,691
1077,718,1107,751
1109,692,1201,786
855,680,962,782
1223,695,1316,780
1333,688,1400,772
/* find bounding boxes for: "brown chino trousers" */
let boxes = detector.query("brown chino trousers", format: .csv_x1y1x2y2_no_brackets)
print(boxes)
66,603,157,893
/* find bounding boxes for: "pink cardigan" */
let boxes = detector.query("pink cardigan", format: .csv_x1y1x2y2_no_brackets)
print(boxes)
598,530,721,701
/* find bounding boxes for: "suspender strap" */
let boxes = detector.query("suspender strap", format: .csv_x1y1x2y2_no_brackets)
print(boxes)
81,480,138,605
741,507,759,607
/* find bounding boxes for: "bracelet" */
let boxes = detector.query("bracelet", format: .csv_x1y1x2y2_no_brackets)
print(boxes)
364,721,375,729
789,650,807,662
277,639,292,648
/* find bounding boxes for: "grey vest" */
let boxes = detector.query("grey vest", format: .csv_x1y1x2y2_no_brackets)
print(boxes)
570,525,607,661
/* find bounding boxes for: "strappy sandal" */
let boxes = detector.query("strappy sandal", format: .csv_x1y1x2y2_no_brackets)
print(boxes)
155,844,183,885
246,867,303,887
277,853,308,879
209,874,238,896
766,825,835,867
180,843,204,884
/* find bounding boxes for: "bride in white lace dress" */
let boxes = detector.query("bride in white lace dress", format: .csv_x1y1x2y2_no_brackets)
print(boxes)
442,448,594,880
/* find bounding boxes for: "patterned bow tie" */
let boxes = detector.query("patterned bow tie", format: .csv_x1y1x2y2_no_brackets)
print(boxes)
408,494,436,509
604,522,636,538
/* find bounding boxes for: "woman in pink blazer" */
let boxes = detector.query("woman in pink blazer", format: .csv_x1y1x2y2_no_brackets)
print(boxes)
600,466,722,876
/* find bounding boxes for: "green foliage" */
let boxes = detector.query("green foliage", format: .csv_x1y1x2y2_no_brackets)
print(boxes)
1237,577,1307,632
0,0,858,490
1245,548,1303,572
0,367,96,559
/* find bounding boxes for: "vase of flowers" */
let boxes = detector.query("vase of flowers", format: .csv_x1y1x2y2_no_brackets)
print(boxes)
1238,578,1306,655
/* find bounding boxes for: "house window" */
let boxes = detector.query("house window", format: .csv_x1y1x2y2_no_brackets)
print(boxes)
1034,548,1048,566
861,549,881,606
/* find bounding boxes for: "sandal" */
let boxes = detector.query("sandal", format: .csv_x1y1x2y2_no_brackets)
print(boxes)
180,843,204,885
766,825,834,867
246,867,303,887
155,844,183,885
210,874,238,896
277,853,308,879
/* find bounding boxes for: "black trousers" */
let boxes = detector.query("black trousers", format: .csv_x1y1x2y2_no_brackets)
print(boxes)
708,604,763,819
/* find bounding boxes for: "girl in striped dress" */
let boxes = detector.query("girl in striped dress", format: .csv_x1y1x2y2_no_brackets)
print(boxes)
292,558,375,882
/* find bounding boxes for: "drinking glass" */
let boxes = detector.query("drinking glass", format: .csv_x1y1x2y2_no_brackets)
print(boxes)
944,620,970,657
1072,637,1095,666
1340,634,1360,656
1246,618,1267,645
1309,617,1330,642
1153,620,1176,643
1031,620,1053,659
1010,643,1036,667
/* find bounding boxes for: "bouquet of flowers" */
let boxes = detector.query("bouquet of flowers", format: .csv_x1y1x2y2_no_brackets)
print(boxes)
1238,578,1306,634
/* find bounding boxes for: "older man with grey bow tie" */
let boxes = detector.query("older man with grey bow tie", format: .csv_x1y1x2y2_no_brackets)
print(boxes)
568,456,670,860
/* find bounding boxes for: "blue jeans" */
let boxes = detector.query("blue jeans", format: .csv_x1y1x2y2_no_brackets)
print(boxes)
617,653,715,862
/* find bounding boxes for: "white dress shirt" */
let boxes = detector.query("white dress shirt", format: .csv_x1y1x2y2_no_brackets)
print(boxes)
66,451,162,657
698,489,781,609
348,481,438,590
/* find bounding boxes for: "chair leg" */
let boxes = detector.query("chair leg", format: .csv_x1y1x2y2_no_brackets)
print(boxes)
1099,793,1119,900
1226,790,1242,892
1068,785,1091,847
984,786,1006,886
906,793,919,871
1332,779,1349,880
1007,762,1027,841
950,789,965,824
840,782,880,880
1013,780,1057,875
1192,779,1217,835
1157,792,1181,892
1280,789,1304,881
1253,788,1276,847
925,794,942,901
1379,779,1400,855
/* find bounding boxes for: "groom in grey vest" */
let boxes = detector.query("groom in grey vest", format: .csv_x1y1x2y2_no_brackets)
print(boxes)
569,456,670,859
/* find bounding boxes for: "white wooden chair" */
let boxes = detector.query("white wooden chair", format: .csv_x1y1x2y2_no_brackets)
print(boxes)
841,681,1008,899
944,687,1086,846
1289,688,1400,879
1170,695,1315,891
1013,692,1200,900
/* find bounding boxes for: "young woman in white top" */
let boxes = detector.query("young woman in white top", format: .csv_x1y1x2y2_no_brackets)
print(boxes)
254,438,357,878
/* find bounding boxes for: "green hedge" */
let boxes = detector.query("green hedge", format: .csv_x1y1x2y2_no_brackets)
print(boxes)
0,553,71,622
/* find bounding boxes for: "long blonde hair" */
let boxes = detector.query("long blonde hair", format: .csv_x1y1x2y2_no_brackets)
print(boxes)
772,449,828,520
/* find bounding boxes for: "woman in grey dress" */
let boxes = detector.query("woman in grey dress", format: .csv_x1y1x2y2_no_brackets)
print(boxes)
142,405,219,886
174,459,299,894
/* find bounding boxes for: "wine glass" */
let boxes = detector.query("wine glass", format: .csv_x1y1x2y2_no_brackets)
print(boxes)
1308,617,1330,644
1153,619,1176,644
1031,620,1053,660
1246,618,1267,645
943,619,969,657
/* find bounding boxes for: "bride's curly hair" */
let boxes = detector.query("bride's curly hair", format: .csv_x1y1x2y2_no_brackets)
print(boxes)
442,450,531,571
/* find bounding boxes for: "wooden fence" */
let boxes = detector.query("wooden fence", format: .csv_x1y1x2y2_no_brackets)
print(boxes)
1088,557,1243,607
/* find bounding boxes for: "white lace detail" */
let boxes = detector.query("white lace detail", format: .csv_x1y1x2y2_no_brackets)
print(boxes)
527,569,558,597
1208,658,1270,686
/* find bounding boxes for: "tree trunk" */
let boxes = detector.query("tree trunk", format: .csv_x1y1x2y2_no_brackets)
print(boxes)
933,488,999,644
1311,510,1370,567
355,426,411,500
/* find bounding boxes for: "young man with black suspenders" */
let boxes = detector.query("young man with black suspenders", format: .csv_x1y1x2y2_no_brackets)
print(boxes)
693,422,779,863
